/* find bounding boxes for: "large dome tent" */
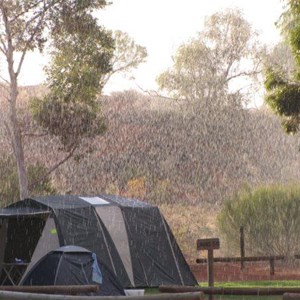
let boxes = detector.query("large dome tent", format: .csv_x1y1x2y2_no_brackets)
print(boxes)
0,195,197,288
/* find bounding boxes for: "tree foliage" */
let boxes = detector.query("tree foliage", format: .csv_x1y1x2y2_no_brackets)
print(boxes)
101,30,148,85
0,154,56,205
0,0,113,199
218,184,300,256
157,9,262,109
264,0,300,134
30,10,112,151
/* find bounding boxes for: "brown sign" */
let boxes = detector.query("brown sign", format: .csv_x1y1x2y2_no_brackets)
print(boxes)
197,238,220,250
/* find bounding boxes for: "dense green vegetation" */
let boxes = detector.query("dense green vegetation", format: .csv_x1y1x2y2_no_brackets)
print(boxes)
218,184,300,256
264,0,300,134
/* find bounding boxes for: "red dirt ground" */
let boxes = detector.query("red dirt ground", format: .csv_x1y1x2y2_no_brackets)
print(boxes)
190,261,300,282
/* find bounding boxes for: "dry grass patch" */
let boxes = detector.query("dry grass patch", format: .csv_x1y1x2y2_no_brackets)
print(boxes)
159,203,220,262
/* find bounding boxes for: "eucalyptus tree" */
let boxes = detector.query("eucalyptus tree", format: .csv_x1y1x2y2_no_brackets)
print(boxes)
0,0,114,200
157,9,263,109
101,30,148,85
264,0,300,134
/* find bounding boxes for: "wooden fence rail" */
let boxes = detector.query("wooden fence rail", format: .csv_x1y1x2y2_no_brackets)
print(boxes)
159,285,300,296
0,285,99,295
196,255,285,276
0,290,204,300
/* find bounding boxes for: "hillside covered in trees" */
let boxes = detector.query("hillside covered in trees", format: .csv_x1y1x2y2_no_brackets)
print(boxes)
52,90,300,204
1,86,300,258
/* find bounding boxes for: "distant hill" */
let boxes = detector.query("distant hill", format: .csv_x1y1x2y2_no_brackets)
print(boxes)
50,89,300,205
1,86,300,205
2,86,300,259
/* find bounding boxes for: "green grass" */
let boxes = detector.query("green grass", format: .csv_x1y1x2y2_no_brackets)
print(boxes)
200,281,300,300
144,288,160,294
145,281,300,299
200,280,300,288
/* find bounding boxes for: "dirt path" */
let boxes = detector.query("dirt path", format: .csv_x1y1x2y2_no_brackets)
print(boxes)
190,261,300,282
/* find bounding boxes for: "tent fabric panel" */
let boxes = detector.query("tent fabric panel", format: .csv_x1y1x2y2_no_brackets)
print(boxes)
95,206,134,286
97,259,126,296
0,199,50,217
54,206,100,249
100,195,152,208
0,210,49,217
33,195,90,210
4,217,46,263
21,252,61,285
122,206,183,287
80,197,110,206
162,217,198,285
54,246,91,253
0,220,7,273
22,217,60,280
55,253,92,285
54,206,131,287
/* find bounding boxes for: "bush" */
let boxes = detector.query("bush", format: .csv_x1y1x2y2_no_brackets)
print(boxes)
0,155,56,205
217,184,300,256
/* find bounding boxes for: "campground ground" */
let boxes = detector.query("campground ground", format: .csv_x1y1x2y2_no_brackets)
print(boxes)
192,261,300,283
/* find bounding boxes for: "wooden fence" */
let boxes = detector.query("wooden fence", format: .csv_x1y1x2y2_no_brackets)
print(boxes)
196,228,300,286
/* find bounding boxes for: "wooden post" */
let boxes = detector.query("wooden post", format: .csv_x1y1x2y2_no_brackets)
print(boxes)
207,249,214,287
197,238,220,288
270,256,275,276
240,226,245,270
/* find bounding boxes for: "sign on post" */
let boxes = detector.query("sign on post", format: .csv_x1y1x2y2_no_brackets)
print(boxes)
197,238,220,287
197,238,220,251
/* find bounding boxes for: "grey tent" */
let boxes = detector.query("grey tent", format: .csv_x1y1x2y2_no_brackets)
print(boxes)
20,245,125,296
0,195,197,288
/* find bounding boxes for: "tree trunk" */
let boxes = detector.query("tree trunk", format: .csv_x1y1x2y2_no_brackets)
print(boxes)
3,6,29,200
8,69,29,201
8,74,29,200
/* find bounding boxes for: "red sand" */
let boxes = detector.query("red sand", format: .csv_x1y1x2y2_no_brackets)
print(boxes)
190,261,300,282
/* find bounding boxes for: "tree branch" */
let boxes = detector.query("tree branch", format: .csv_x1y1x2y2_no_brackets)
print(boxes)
16,13,46,76
28,143,78,191
0,74,10,84
225,70,261,83
10,0,45,22
0,36,7,55
22,131,48,137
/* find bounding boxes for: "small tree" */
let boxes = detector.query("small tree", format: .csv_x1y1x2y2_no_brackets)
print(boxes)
0,154,56,205
0,1,114,200
218,184,300,256
157,9,262,109
264,0,300,133
101,30,148,85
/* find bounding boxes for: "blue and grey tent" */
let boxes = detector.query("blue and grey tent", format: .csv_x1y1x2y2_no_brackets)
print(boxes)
0,195,197,288
20,245,125,296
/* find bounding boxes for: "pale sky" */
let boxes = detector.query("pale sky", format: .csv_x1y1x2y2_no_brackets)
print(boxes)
19,0,284,94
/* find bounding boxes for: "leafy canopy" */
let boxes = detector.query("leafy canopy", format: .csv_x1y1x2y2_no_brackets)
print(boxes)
27,1,114,151
157,9,262,109
218,184,300,256
264,0,300,134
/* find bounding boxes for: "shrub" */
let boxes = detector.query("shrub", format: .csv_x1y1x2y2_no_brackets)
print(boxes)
217,184,300,256
0,155,56,205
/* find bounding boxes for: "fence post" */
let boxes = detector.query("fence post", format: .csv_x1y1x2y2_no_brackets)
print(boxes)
240,226,245,270
196,238,220,287
270,257,275,276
